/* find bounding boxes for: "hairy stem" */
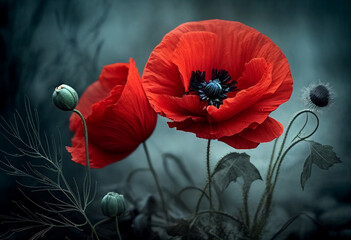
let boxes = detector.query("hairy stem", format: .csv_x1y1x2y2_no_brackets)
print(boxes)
206,139,213,210
142,142,169,221
243,187,250,229
251,109,319,238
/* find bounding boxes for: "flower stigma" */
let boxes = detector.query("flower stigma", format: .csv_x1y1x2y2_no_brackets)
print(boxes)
188,69,237,108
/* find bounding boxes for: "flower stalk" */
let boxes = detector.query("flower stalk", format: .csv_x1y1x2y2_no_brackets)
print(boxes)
73,109,91,173
72,109,98,239
206,139,213,210
142,142,169,221
250,109,320,239
115,215,122,240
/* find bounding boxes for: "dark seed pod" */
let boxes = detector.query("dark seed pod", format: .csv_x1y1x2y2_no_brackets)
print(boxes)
302,82,335,111
52,84,78,111
101,192,126,217
309,85,330,107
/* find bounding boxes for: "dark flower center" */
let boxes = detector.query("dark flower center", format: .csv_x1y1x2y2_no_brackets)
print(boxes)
309,85,329,107
188,69,237,108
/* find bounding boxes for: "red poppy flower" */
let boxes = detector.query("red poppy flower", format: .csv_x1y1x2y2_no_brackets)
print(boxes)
67,58,157,168
142,20,293,149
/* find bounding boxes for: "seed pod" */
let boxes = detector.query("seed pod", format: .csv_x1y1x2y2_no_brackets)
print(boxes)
101,192,126,217
52,84,78,111
302,82,335,111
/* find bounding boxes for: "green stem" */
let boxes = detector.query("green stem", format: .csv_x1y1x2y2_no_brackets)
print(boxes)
252,138,278,227
251,109,319,238
115,215,122,240
93,218,112,229
142,142,169,221
73,109,90,174
271,110,319,190
206,139,213,210
85,215,100,240
73,109,97,239
243,187,250,229
73,109,92,209
193,210,242,226
195,181,209,214
270,212,328,240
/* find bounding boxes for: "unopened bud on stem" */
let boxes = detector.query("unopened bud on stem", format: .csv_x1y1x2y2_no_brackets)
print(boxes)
52,84,78,111
101,192,126,217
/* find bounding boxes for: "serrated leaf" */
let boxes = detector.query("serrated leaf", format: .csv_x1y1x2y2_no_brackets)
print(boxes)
300,141,341,190
213,152,262,192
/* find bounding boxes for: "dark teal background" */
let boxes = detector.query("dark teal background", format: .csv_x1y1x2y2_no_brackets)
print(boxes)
0,0,350,239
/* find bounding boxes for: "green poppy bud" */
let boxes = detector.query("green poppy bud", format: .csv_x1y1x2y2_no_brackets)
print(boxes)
52,84,78,111
101,192,126,217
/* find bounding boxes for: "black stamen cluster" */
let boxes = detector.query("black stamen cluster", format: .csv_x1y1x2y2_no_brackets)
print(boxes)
188,69,237,108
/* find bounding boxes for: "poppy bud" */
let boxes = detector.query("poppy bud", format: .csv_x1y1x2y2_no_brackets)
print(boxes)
52,84,78,111
101,192,126,217
302,82,335,110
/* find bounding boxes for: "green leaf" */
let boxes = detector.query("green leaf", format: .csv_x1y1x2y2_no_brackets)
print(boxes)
300,141,341,190
213,152,262,192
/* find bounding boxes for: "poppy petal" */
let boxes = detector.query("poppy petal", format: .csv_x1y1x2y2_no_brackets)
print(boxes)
152,94,207,122
172,31,217,89
68,58,157,168
86,58,156,152
99,63,129,91
253,72,293,112
142,20,293,149
208,58,273,122
168,106,271,139
66,127,132,168
238,117,283,143
219,135,259,149
69,81,110,132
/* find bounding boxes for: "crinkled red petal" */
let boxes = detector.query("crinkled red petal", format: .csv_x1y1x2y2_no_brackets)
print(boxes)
67,58,157,168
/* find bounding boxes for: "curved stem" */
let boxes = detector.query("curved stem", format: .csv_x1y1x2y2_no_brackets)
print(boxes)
272,110,319,190
252,138,278,227
267,138,279,183
206,139,213,210
73,109,90,170
142,142,169,221
84,214,100,240
193,210,242,226
178,186,210,202
251,109,319,238
73,109,97,239
115,215,122,240
271,109,318,178
73,109,92,209
270,212,328,240
93,217,112,229
194,183,208,214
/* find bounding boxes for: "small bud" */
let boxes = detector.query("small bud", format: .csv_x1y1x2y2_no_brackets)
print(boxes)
101,192,126,217
52,84,78,111
302,82,335,111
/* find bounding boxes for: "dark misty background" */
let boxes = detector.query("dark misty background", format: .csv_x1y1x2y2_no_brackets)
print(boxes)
0,0,350,239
